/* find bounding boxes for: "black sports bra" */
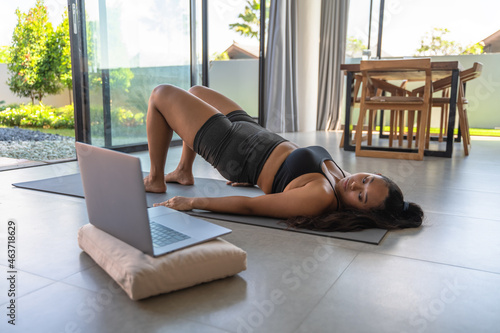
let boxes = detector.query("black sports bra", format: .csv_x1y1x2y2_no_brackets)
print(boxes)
271,146,346,210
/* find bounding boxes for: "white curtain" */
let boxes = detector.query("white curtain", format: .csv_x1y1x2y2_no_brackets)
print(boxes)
263,0,298,133
316,0,349,130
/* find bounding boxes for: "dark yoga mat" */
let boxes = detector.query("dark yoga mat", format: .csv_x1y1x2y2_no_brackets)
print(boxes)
13,173,388,244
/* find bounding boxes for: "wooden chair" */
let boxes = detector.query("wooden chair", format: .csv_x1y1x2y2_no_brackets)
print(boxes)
355,58,432,160
413,62,482,155
388,80,408,148
339,75,378,148
341,75,408,148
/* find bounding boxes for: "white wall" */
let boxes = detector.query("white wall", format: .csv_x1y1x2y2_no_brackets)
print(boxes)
428,54,500,129
0,63,72,107
296,0,321,132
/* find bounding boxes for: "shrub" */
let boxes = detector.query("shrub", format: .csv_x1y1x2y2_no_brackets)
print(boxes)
0,103,144,130
52,104,75,128
89,106,145,128
114,107,145,127
0,103,75,129
0,102,20,112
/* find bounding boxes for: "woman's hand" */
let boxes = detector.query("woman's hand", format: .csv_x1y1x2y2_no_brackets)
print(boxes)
153,196,193,211
226,181,254,187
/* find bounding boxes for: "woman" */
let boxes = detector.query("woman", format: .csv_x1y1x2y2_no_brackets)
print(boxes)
144,85,423,232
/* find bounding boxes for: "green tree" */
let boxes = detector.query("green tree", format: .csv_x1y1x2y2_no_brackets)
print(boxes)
55,10,73,101
212,51,230,61
229,0,269,40
7,0,71,104
461,43,484,55
416,28,483,56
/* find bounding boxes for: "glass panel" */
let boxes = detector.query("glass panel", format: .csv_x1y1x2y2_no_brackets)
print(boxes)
84,0,191,147
346,0,379,60
207,0,263,117
378,0,500,131
193,0,203,86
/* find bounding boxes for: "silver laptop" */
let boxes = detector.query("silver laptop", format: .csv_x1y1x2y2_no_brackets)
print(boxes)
75,142,231,257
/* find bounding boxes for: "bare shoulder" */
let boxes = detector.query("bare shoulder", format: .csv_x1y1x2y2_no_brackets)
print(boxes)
284,175,337,211
247,176,336,218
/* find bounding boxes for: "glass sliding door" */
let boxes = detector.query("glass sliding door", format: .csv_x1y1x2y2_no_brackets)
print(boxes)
207,0,266,118
191,0,204,87
345,0,381,60
69,0,266,150
71,0,192,148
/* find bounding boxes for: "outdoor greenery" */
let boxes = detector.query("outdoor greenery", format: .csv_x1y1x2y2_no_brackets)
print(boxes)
415,28,483,56
88,106,145,129
229,0,269,40
374,126,500,137
0,46,9,63
0,103,144,131
7,0,71,104
0,104,74,128
346,37,367,58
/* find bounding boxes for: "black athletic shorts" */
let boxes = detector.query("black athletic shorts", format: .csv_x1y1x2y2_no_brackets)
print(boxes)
193,110,287,184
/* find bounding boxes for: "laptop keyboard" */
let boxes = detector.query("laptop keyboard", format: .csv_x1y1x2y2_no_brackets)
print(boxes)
150,221,190,248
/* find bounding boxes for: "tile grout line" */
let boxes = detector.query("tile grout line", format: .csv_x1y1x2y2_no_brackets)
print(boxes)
358,250,500,276
290,251,362,333
422,209,500,222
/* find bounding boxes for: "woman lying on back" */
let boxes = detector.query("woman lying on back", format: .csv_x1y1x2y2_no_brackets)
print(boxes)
143,85,424,232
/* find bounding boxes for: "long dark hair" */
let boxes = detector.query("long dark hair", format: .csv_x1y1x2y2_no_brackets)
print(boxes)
283,175,424,232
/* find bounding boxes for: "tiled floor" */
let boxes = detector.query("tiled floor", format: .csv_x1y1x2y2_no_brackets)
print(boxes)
1,131,500,332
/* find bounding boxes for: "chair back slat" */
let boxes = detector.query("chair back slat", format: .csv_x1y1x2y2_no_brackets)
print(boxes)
412,62,483,95
460,62,483,83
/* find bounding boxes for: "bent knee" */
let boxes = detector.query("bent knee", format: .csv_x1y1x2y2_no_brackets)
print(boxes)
150,84,185,104
152,84,179,97
188,85,210,97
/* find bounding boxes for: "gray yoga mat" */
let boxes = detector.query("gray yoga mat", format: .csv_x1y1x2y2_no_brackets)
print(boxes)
13,173,388,244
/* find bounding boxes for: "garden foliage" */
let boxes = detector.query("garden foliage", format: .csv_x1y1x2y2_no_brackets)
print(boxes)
0,104,145,130
0,104,74,129
7,0,71,104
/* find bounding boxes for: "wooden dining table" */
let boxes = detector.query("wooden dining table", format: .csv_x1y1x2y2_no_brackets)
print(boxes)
340,60,464,158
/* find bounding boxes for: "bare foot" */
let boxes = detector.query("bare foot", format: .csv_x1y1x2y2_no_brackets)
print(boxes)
164,168,194,185
144,175,167,193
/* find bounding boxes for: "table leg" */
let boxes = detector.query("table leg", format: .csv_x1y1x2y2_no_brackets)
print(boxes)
445,69,459,157
455,82,466,143
343,71,355,151
424,69,459,157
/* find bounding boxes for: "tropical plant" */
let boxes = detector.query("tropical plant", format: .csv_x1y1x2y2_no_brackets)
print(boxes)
229,0,269,40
